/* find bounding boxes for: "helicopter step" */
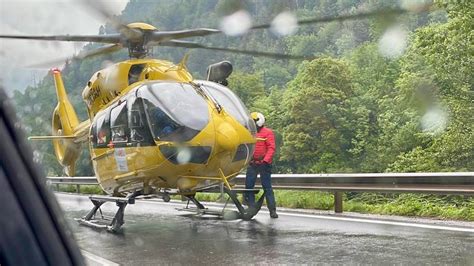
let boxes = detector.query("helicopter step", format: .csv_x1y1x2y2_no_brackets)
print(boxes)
179,187,266,220
75,191,142,233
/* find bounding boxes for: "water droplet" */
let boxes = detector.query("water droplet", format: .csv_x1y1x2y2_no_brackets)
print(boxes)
101,60,114,69
400,0,430,12
30,90,38,99
25,126,32,133
421,105,448,135
33,103,41,112
271,11,298,36
133,237,144,247
176,148,192,164
137,156,146,166
378,25,408,59
219,10,252,36
33,150,43,163
43,124,50,132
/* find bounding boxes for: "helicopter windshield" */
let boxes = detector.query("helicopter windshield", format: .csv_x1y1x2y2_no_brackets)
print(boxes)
197,80,256,134
138,82,209,142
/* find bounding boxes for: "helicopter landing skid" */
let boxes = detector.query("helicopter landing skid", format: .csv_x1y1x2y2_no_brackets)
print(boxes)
75,193,140,233
180,188,266,220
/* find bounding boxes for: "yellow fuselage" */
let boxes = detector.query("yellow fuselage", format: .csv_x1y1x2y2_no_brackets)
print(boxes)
82,59,255,195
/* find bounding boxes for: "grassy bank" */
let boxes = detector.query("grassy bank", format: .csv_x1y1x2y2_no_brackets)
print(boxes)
197,191,474,221
54,185,473,221
55,184,105,195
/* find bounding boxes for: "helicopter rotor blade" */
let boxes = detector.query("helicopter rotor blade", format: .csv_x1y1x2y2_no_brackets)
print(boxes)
158,40,314,60
0,34,121,43
148,28,221,42
150,4,433,40
251,3,434,30
81,0,143,40
26,43,122,68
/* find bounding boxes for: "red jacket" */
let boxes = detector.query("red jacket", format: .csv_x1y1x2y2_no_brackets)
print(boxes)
252,127,276,164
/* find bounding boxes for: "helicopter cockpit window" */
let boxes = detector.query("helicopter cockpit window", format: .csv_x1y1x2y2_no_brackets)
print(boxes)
128,97,154,146
197,80,256,134
110,101,129,145
138,82,209,142
92,111,110,148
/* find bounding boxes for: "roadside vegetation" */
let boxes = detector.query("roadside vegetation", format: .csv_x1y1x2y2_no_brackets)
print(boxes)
55,185,474,221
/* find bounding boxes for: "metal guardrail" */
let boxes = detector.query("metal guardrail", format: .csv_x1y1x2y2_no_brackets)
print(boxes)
47,172,474,213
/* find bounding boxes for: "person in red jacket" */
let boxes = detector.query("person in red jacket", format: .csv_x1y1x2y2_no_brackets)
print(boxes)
245,112,278,218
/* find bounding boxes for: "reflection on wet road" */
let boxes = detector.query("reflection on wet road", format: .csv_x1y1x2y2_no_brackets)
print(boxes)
56,193,474,265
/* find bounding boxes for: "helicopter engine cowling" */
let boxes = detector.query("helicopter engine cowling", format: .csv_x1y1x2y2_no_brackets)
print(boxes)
51,108,82,176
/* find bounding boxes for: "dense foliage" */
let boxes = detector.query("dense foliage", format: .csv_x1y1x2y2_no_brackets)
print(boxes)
11,0,473,219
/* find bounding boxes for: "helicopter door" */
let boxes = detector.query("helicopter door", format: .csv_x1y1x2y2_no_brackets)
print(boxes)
90,109,118,181
110,100,133,173
128,97,154,147
110,100,130,146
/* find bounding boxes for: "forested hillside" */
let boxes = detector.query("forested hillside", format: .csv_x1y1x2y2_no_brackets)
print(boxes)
12,0,472,179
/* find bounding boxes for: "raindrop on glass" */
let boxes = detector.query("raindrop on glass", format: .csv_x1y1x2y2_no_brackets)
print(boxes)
400,0,430,12
101,60,114,69
271,11,298,36
176,148,192,164
33,150,43,163
133,237,144,247
219,10,252,36
378,25,408,59
30,90,38,99
421,105,448,135
33,103,41,113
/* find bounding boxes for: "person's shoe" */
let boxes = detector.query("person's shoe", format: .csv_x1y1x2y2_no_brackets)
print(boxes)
269,209,278,219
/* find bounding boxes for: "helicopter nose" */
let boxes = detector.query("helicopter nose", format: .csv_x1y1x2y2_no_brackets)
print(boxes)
216,121,239,151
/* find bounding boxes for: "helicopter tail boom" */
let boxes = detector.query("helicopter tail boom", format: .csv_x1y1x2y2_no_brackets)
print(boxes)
49,68,83,176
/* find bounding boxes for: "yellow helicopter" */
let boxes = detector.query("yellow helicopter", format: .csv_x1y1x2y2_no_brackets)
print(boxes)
0,2,431,232
1,18,313,231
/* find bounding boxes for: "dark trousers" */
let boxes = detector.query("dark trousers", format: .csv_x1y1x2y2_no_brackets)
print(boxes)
245,163,276,210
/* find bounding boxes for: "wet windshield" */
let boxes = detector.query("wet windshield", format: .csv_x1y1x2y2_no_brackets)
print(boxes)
197,80,256,134
138,82,209,142
2,1,473,265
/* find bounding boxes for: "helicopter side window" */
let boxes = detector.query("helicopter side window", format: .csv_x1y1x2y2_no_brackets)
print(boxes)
92,112,111,148
110,101,129,145
128,97,154,146
128,64,146,85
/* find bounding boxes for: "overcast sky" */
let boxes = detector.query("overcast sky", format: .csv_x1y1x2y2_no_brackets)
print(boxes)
0,0,129,94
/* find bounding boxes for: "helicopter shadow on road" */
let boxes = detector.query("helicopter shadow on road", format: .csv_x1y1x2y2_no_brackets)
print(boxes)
179,212,279,244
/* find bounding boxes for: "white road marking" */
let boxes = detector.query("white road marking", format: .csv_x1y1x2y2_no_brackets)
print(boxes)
141,199,474,233
81,249,119,266
261,210,474,233
60,194,474,234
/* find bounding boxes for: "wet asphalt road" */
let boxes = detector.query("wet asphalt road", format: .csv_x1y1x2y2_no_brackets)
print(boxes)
56,193,474,265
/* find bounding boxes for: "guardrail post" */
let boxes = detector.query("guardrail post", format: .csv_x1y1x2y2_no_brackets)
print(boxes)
218,183,226,203
76,184,80,193
56,183,59,191
334,192,343,213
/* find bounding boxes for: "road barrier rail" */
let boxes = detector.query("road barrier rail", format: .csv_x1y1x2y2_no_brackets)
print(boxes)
47,172,474,213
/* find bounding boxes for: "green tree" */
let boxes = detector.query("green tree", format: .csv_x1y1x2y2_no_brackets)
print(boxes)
280,57,355,173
